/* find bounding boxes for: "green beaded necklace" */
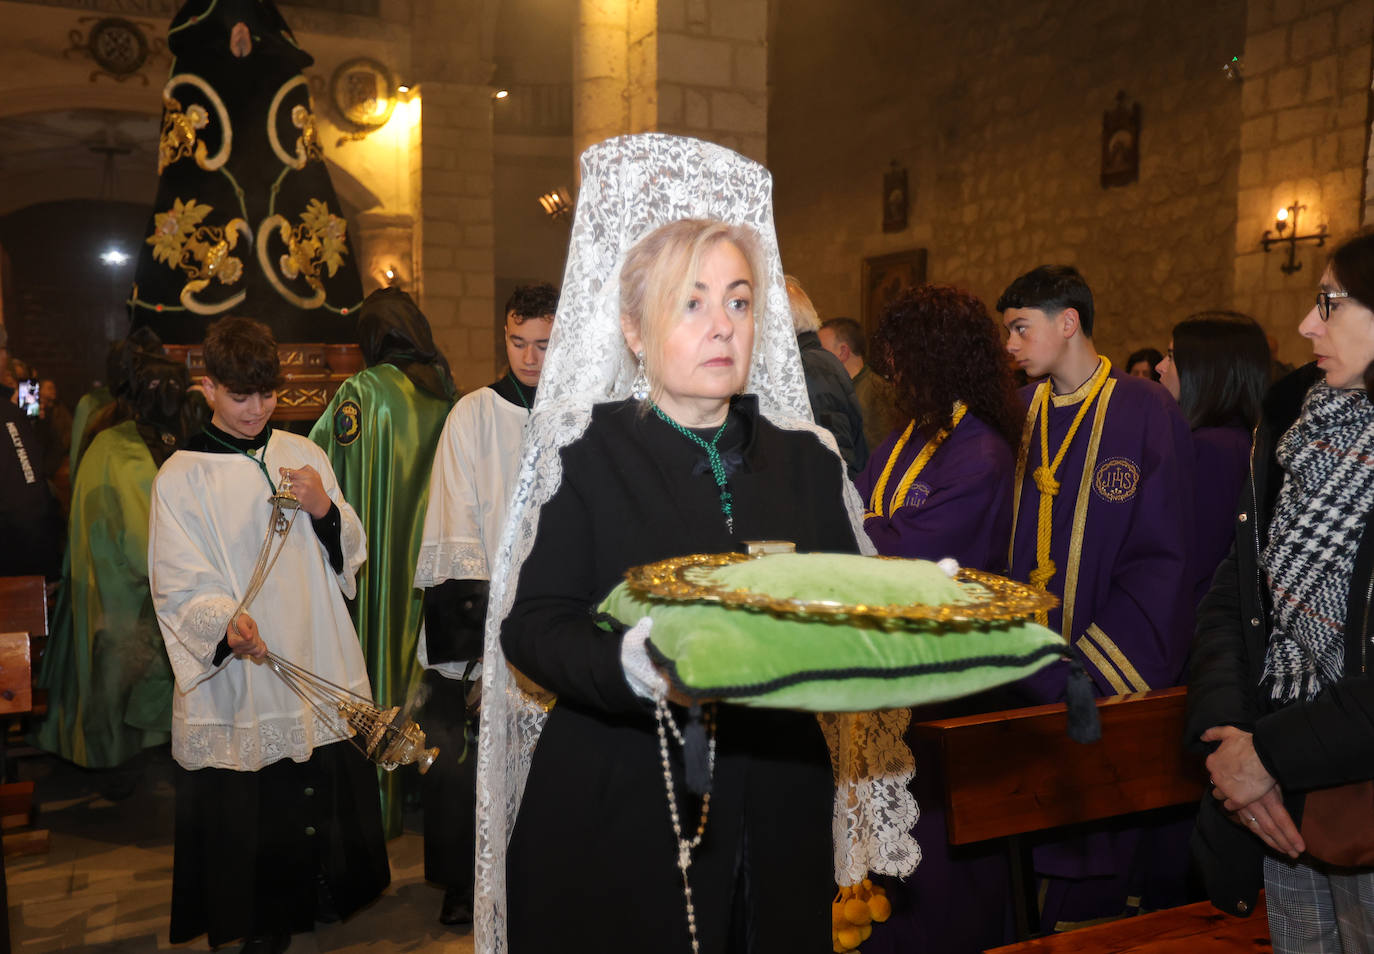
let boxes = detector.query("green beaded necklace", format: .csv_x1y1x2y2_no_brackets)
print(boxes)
650,401,734,534
506,372,531,412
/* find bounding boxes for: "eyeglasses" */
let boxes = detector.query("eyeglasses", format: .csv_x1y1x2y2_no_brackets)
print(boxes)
1317,290,1351,321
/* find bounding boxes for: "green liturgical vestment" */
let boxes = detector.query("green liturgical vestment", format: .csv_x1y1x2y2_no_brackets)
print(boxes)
312,363,452,836
68,386,112,476
35,420,173,767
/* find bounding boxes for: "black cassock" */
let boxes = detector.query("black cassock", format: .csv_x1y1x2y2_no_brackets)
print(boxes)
502,396,858,954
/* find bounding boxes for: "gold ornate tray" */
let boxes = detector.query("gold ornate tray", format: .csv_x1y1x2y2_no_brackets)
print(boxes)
622,552,1059,626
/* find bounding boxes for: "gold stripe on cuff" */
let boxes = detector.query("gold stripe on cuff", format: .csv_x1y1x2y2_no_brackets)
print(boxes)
1074,632,1131,695
1085,623,1150,693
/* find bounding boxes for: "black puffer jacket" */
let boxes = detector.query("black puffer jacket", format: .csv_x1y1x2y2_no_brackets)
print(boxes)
797,330,868,477
1185,362,1374,915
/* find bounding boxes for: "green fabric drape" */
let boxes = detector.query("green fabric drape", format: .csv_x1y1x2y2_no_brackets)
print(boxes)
69,387,112,476
311,363,452,837
34,420,173,767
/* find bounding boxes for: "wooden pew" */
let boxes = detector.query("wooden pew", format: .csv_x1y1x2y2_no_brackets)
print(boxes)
984,894,1270,954
0,577,45,651
914,687,1269,952
0,577,52,859
0,576,47,718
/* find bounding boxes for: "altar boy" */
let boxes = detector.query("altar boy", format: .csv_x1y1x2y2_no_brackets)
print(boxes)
149,316,388,954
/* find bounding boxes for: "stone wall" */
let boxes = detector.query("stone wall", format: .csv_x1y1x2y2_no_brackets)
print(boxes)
412,81,498,392
654,0,768,164
572,0,768,169
493,0,576,361
770,0,1247,369
1234,0,1373,363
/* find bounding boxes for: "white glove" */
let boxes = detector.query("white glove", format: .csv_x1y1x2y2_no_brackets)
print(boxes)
619,616,667,701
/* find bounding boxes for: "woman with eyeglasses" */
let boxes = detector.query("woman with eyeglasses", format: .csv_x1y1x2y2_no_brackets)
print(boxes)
1155,311,1270,609
1186,231,1374,951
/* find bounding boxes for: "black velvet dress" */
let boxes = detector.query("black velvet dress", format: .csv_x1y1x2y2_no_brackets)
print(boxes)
501,396,859,954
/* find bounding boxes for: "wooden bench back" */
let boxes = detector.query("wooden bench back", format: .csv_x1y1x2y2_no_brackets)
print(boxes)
0,577,47,642
0,635,32,716
913,686,1204,845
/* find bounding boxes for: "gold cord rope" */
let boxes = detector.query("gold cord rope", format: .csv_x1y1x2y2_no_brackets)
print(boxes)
1029,358,1112,622
865,402,968,519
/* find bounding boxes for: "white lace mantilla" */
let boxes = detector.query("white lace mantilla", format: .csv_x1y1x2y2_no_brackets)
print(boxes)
473,134,917,954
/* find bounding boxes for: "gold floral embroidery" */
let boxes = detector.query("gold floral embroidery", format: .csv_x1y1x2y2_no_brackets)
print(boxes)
147,198,247,288
290,103,323,165
275,199,349,290
158,97,210,173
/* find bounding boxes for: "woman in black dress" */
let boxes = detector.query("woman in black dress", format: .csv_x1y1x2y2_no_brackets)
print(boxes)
500,218,860,953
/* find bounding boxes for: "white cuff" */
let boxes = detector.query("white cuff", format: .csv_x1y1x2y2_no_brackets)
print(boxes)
620,616,666,701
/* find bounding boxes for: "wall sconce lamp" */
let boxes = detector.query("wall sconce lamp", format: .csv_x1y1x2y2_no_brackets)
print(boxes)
1261,202,1326,275
538,186,573,221
384,264,400,286
493,88,509,100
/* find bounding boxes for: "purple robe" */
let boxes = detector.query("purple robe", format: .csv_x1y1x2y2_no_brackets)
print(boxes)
1010,368,1194,701
854,412,1014,571
1007,365,1195,930
853,412,1019,952
1188,425,1251,608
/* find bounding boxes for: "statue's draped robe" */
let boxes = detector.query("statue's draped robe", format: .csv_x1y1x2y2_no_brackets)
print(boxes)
130,0,362,343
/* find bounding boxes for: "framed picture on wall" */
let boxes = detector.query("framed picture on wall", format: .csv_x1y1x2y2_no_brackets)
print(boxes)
861,248,928,336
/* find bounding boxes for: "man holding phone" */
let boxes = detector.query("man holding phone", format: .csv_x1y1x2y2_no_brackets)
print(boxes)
17,378,40,418
0,327,61,579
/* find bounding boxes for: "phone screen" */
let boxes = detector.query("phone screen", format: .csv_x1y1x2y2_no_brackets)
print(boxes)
17,380,40,418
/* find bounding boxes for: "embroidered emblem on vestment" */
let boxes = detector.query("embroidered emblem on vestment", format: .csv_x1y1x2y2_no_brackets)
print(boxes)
1093,456,1140,503
334,400,361,445
904,481,933,509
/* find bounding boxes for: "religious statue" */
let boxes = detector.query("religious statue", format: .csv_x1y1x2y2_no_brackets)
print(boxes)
128,0,363,343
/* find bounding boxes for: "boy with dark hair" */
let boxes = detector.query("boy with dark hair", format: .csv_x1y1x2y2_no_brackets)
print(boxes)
505,282,559,323
998,265,1194,930
150,316,388,954
414,282,557,925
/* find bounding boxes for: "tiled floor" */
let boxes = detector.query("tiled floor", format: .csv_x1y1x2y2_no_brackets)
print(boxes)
6,749,475,953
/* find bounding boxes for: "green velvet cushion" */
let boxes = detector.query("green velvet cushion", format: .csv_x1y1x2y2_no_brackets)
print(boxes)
598,552,1069,712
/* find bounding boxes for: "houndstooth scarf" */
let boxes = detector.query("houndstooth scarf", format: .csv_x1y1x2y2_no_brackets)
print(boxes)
1262,383,1374,702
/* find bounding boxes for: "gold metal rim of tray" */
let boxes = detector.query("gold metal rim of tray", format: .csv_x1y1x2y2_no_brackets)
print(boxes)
623,552,1060,626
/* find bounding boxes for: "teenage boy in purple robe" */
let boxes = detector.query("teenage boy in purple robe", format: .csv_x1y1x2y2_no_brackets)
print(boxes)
999,264,1195,931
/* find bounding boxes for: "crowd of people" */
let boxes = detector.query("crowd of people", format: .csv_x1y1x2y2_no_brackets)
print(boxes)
1,131,1372,954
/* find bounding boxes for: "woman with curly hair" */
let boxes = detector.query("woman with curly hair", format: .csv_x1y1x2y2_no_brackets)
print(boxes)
854,283,1022,572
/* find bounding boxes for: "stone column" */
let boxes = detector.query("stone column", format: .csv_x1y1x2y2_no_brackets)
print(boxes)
410,0,499,392
1233,0,1373,362
572,0,768,169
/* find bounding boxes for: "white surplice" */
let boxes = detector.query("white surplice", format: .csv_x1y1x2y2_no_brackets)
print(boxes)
148,429,371,772
413,386,527,680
